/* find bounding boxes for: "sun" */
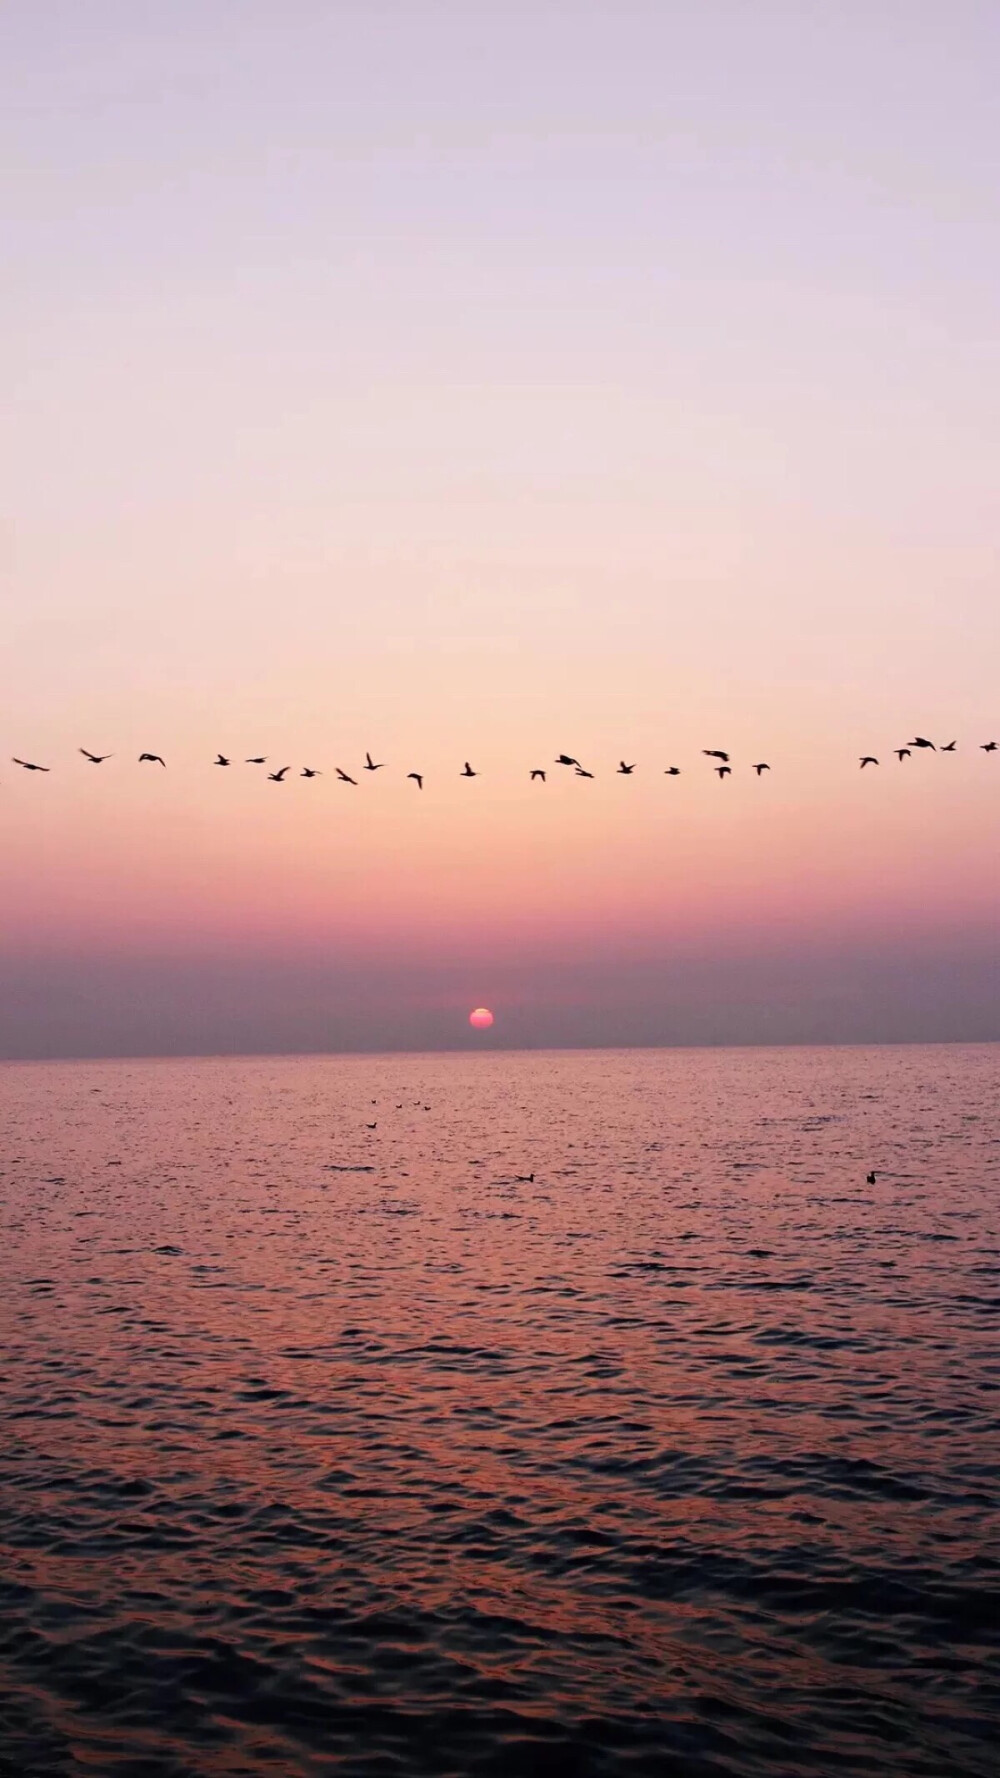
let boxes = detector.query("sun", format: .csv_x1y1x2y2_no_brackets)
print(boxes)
469,1007,494,1029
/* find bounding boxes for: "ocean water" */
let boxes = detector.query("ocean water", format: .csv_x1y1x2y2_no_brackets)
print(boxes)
1,1045,998,1778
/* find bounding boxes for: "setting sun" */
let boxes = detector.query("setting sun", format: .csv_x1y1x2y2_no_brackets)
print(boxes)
469,1007,494,1029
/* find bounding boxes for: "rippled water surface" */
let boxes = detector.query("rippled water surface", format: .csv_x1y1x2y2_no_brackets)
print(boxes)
2,1046,999,1776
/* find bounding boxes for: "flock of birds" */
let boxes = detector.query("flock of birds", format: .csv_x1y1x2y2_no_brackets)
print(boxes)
7,736,998,784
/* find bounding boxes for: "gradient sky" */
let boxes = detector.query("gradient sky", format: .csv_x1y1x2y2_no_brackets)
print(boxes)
2,2,998,1057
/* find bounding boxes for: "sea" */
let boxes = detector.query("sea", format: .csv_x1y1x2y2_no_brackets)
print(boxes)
1,1045,998,1777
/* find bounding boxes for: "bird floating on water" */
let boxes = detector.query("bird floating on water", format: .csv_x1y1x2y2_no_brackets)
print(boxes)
866,1171,877,1185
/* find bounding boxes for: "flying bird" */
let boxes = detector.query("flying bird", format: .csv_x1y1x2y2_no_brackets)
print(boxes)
530,769,546,781
407,772,424,789
555,754,580,767
214,754,230,766
139,753,165,766
575,766,594,778
909,737,936,750
301,767,322,778
859,756,879,768
617,762,635,775
982,741,998,753
79,749,111,763
664,766,681,776
245,756,267,764
941,742,956,752
12,757,49,771
895,748,911,761
335,768,356,784
703,750,729,763
364,752,384,771
752,763,770,775
267,766,290,782
460,762,478,777
715,765,731,779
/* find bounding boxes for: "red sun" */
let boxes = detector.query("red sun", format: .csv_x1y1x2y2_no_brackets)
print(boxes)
469,1007,494,1029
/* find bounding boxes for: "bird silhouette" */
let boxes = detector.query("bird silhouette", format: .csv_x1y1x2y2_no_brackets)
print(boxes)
860,756,879,768
703,749,729,763
214,754,230,766
575,766,594,778
267,766,290,782
752,763,770,775
664,766,681,776
982,741,998,753
617,761,635,775
895,748,911,761
555,754,579,766
301,767,321,778
364,752,384,771
866,1171,877,1185
79,749,111,763
139,753,165,766
909,737,936,750
715,765,732,779
335,768,356,784
941,741,957,752
245,756,266,764
530,769,546,782
12,757,49,771
461,762,478,777
366,1121,377,1130
407,772,424,789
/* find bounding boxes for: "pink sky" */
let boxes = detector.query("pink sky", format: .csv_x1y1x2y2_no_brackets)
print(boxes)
2,4,997,1055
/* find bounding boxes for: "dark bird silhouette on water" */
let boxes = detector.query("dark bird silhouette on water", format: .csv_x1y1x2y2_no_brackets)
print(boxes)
860,756,879,768
267,766,290,782
617,761,635,775
335,768,356,784
941,741,956,751
139,753,165,766
214,754,230,766
530,769,546,781
555,754,579,767
461,762,478,777
715,765,731,779
982,741,998,753
866,1171,877,1185
79,749,111,763
515,1173,535,1183
407,772,424,789
895,748,911,761
301,767,321,778
12,757,49,771
364,752,384,771
910,737,936,750
703,750,729,763
664,766,681,776
575,766,594,778
752,762,770,775
245,756,266,764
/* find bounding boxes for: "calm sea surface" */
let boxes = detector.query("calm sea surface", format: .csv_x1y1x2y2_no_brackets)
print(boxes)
1,1046,998,1777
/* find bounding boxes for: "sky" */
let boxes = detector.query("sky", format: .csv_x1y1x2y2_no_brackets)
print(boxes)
2,2,998,1057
